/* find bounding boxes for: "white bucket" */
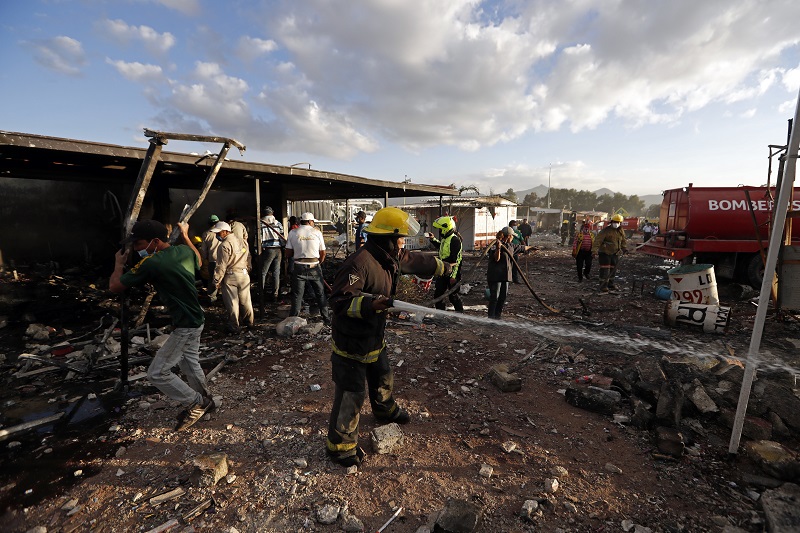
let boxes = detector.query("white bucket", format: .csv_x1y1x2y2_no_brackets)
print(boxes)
664,300,731,334
667,264,719,305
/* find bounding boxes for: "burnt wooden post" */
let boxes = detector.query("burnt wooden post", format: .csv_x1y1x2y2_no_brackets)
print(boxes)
124,136,166,233
118,129,246,391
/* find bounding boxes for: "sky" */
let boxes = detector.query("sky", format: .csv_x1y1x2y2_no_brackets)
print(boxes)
2,0,800,199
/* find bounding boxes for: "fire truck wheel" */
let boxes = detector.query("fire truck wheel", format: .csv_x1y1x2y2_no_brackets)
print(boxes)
746,253,765,289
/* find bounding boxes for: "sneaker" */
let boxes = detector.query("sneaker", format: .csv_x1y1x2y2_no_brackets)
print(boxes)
329,446,365,468
174,396,215,431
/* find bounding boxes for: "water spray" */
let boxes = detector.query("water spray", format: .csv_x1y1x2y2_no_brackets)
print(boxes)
386,299,795,374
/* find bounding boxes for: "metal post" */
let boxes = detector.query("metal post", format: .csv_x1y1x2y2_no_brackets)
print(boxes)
256,179,263,317
728,89,800,454
345,199,351,253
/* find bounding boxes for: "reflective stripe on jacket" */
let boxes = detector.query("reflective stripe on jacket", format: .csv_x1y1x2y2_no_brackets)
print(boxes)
329,241,446,363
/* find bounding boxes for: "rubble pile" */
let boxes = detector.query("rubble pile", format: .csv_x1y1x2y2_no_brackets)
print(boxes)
1,241,800,532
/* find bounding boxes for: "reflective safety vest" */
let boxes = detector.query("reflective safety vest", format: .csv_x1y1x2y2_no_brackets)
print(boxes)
438,233,462,278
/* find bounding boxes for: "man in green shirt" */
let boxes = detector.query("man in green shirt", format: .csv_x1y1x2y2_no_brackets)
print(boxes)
110,219,214,431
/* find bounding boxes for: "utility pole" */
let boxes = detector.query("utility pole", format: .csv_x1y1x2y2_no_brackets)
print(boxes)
547,163,552,209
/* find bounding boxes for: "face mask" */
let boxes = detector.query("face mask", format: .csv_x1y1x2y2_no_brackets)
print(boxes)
216,235,225,242
137,239,154,258
611,222,620,229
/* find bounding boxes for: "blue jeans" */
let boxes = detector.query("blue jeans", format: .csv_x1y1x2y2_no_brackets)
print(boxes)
260,247,282,297
487,281,509,319
290,263,331,322
147,325,206,407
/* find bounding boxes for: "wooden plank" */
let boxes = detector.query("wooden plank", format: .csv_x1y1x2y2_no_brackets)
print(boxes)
0,412,65,441
144,129,245,151
144,518,180,533
14,366,60,378
149,487,185,506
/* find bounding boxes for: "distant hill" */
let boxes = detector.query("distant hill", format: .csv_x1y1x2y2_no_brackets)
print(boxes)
639,194,663,207
514,185,662,207
391,185,664,208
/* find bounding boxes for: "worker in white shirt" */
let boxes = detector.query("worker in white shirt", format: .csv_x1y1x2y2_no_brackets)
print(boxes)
285,212,331,324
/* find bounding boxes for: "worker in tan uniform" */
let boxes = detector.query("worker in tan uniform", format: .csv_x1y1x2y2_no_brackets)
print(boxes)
200,214,222,301
211,221,254,333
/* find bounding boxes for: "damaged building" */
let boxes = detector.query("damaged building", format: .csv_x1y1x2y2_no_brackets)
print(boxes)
0,130,456,269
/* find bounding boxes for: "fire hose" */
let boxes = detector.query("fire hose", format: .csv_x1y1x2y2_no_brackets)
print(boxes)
420,239,559,314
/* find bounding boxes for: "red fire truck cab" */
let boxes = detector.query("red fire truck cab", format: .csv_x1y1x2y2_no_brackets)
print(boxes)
639,184,800,288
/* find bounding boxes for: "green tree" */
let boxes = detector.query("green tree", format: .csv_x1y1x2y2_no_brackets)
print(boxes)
522,192,539,206
504,188,518,203
645,203,661,219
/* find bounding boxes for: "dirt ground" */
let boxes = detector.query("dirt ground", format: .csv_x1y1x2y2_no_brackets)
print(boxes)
1,232,799,533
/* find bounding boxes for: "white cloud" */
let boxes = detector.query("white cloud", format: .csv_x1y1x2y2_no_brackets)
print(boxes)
152,0,200,16
254,0,800,156
22,35,87,76
97,19,176,55
740,108,757,119
144,0,800,163
783,65,800,92
255,82,379,157
236,36,278,63
778,98,797,114
106,58,165,82
167,62,251,131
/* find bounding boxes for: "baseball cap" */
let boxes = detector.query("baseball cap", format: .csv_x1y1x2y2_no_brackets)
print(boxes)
208,214,220,224
210,221,232,233
300,212,315,222
500,226,514,236
122,219,168,243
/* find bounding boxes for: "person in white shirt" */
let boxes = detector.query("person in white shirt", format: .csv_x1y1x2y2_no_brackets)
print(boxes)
642,221,653,242
285,212,331,324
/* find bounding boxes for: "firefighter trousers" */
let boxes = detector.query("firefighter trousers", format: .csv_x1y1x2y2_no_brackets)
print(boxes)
434,275,464,312
326,350,399,459
597,253,619,290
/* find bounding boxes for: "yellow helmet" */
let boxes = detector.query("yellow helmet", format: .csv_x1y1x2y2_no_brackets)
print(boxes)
433,216,455,234
364,207,420,237
611,214,624,223
192,235,202,245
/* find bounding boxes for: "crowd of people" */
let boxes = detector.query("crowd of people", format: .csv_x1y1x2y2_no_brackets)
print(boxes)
110,207,633,464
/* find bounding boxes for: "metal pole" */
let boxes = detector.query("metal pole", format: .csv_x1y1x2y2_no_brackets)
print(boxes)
547,164,552,209
256,179,264,317
345,198,351,255
728,89,800,454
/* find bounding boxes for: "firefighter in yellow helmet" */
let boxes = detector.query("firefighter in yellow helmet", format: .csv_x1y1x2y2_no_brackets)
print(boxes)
560,219,570,246
425,216,464,313
325,207,453,468
592,214,628,294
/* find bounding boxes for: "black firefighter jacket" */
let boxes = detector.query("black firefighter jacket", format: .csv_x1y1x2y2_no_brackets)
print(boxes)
329,240,448,363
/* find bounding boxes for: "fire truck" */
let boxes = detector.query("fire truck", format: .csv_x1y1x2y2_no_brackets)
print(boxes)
639,184,800,288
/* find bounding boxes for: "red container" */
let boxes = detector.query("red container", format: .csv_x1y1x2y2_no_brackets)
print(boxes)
640,184,800,287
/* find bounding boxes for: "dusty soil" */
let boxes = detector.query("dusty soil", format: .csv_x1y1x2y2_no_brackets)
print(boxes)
1,232,798,533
